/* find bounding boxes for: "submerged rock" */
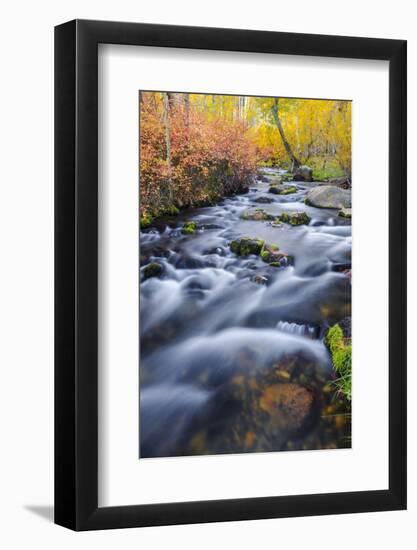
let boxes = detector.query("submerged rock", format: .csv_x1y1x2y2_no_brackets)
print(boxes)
254,196,275,204
143,262,163,279
305,186,351,209
240,208,273,221
230,237,264,256
259,383,315,432
338,207,352,218
279,211,311,226
251,274,268,285
293,165,313,182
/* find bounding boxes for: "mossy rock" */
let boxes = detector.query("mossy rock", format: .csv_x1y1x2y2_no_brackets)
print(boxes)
140,213,153,229
339,207,352,219
293,165,313,182
240,208,273,221
270,185,297,195
260,243,292,267
279,211,310,226
230,237,264,256
143,262,163,279
279,185,297,195
164,205,180,216
182,221,197,234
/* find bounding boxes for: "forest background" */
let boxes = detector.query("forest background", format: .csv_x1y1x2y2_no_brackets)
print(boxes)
140,91,351,227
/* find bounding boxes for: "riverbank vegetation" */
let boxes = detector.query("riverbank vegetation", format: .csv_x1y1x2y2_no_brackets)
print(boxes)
324,323,352,401
139,92,351,225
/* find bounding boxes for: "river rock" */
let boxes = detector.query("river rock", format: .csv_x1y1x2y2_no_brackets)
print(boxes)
305,186,351,209
279,211,310,226
252,274,269,285
267,175,284,185
143,262,163,279
254,196,275,204
328,176,351,189
269,184,297,195
293,165,313,182
339,207,352,218
259,383,315,432
230,237,264,256
240,208,273,221
261,244,292,267
338,317,352,339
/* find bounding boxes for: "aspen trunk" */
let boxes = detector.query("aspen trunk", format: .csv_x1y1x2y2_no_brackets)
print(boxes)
271,98,300,170
163,93,173,202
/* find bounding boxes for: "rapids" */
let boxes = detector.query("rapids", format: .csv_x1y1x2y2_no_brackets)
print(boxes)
139,169,352,457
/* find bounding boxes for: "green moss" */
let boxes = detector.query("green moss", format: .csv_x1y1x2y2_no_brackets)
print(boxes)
260,242,283,265
140,213,153,229
279,211,310,226
182,221,197,234
312,162,345,182
240,238,264,256
324,323,352,400
230,237,264,256
230,240,240,254
279,186,297,195
164,205,180,216
143,262,163,279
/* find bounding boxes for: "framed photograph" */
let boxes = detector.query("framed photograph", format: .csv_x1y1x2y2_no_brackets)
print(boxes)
55,19,407,530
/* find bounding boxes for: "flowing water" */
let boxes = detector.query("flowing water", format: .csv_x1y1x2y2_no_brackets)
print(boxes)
139,169,352,458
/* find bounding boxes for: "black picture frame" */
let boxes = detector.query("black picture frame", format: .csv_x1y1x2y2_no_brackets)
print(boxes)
55,19,407,531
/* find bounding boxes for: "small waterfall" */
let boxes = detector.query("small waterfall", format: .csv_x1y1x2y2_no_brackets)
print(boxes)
276,320,317,338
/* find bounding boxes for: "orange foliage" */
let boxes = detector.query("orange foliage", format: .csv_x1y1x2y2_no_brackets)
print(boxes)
140,92,259,218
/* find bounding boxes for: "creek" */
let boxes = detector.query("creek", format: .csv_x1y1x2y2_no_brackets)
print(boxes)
139,168,352,458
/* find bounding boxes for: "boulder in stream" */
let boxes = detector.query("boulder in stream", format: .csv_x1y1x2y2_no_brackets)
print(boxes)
305,185,351,209
327,176,351,189
279,211,311,226
143,262,163,279
240,208,274,221
260,243,292,267
230,237,264,256
269,184,297,195
293,165,313,182
254,196,275,204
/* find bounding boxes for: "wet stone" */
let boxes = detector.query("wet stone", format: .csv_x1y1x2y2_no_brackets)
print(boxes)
143,262,163,279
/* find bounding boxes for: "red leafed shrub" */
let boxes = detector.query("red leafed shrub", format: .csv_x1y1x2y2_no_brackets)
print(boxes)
140,93,259,220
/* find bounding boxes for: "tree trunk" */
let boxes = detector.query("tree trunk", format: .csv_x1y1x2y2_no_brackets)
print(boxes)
271,98,300,170
183,93,190,128
163,93,173,202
